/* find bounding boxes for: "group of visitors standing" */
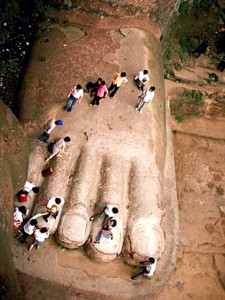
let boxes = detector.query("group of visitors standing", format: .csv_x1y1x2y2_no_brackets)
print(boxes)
64,69,156,113
13,68,157,281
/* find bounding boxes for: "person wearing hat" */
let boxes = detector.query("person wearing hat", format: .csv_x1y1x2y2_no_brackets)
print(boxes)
37,118,63,144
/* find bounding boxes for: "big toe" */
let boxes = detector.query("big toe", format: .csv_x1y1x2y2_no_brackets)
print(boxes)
57,209,90,248
127,220,165,261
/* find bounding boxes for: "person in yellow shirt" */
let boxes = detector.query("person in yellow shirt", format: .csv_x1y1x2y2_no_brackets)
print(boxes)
108,71,128,98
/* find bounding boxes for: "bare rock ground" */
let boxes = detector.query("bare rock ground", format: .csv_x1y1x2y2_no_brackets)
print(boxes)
13,8,178,300
12,8,225,300
156,56,225,299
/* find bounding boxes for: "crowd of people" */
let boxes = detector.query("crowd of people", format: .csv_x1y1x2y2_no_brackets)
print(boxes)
63,70,156,113
13,69,158,281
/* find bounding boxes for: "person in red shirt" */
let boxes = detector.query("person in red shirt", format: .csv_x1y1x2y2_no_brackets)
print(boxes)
90,81,108,106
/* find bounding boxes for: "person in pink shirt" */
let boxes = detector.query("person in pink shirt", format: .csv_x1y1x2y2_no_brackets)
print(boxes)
90,81,108,106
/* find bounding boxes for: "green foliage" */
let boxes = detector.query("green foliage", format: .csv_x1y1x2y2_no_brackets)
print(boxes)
38,24,47,33
32,0,47,20
0,0,48,110
193,0,212,12
165,46,174,60
179,37,199,53
39,55,47,62
164,68,172,79
1,0,20,24
175,114,185,122
178,1,189,15
179,51,187,63
182,89,203,102
164,68,177,81
1,58,21,80
174,62,182,71
170,89,205,119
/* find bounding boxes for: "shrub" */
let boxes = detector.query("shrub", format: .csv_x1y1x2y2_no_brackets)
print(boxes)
175,114,185,122
182,89,203,102
165,46,175,60
174,62,182,71
178,1,189,15
39,55,47,62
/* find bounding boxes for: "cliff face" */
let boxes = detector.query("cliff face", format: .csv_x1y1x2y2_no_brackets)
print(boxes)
49,0,182,31
0,101,29,299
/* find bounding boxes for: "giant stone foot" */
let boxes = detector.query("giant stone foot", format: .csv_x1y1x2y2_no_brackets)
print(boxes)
18,21,178,278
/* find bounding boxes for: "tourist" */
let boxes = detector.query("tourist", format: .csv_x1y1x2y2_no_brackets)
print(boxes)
45,136,71,162
37,119,63,144
217,56,225,72
94,217,117,244
28,227,49,251
13,206,28,230
108,72,128,98
131,257,157,280
17,181,40,202
90,80,108,106
19,212,45,243
85,77,102,96
43,196,65,222
191,40,208,58
90,204,119,221
64,84,84,112
136,86,156,113
134,69,149,90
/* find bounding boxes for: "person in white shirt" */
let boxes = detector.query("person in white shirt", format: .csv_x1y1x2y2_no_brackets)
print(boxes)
64,84,84,112
43,197,65,222
20,212,45,243
17,181,40,202
28,227,49,251
90,204,119,221
37,119,63,144
134,69,150,91
45,136,71,162
136,86,156,113
13,206,28,230
131,257,157,280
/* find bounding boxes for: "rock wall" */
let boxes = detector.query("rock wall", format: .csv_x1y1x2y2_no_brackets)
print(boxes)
0,101,29,299
49,0,182,32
